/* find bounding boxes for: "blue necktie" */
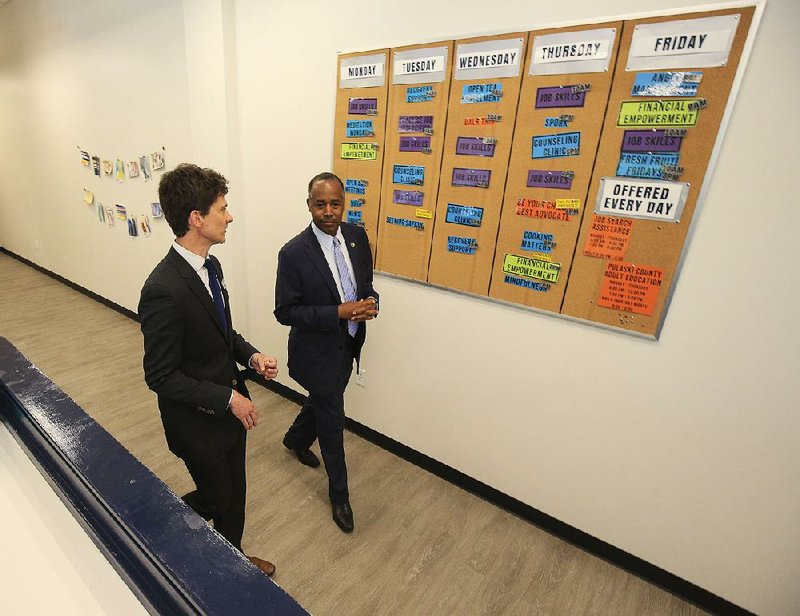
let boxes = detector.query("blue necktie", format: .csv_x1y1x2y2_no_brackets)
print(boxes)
332,237,358,337
204,258,228,332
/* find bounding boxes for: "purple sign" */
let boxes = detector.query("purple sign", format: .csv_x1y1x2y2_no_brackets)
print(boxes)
535,86,586,109
398,115,433,133
526,170,573,190
348,98,378,115
452,168,491,188
393,190,424,206
621,130,683,153
399,136,431,152
455,137,496,157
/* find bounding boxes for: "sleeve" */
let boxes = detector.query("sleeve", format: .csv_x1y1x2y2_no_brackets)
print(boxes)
139,282,231,417
274,246,339,330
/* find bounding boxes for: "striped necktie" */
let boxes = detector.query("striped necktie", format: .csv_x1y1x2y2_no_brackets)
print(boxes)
332,237,358,337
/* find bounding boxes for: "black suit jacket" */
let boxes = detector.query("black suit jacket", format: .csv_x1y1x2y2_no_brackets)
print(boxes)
274,223,377,394
139,247,257,462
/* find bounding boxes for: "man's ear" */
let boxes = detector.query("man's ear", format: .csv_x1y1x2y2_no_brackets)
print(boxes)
188,209,204,229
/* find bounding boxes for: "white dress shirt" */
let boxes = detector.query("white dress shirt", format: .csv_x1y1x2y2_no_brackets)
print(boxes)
310,223,357,301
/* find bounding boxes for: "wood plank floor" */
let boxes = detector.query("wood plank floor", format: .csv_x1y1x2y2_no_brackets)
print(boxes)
0,252,707,616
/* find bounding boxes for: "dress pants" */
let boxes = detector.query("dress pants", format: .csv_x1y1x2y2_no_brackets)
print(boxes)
285,334,355,503
181,427,247,550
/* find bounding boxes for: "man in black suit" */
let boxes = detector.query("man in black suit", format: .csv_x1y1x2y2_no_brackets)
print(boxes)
139,163,278,576
275,172,378,533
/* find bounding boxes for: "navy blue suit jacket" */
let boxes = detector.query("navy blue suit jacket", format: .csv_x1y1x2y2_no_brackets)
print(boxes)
274,223,377,394
139,248,257,461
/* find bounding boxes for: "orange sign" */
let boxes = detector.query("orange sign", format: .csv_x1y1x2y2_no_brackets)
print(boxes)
597,261,662,315
583,216,634,261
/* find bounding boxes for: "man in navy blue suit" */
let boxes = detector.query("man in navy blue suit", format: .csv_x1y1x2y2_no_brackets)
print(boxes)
275,172,379,533
139,163,278,576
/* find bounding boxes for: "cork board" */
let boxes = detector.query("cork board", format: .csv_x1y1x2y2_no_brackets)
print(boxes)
375,41,454,281
426,33,527,294
561,7,755,336
489,22,623,312
333,49,390,254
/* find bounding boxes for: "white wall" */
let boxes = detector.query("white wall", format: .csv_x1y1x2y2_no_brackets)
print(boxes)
2,1,798,614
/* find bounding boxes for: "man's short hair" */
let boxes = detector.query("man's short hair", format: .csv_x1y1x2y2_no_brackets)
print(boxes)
307,172,344,200
158,163,229,237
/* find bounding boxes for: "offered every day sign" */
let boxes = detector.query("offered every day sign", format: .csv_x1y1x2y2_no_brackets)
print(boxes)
594,177,688,222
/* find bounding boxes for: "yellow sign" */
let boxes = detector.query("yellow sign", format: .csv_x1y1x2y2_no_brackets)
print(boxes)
555,198,580,210
340,143,378,160
415,208,433,219
618,100,699,127
502,253,561,283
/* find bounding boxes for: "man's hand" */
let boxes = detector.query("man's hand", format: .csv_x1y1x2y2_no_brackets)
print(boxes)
338,297,378,322
230,389,258,430
250,353,279,380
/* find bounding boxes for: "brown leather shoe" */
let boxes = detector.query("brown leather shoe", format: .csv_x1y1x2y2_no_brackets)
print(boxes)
247,555,276,577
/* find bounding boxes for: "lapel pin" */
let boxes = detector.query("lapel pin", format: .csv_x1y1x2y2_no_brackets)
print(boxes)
350,242,355,247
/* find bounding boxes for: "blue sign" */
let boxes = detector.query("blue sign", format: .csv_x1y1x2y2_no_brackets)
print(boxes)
616,152,680,179
532,132,580,159
393,164,425,186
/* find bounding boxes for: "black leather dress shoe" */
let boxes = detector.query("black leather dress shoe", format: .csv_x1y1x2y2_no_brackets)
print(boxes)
331,500,354,533
282,436,320,468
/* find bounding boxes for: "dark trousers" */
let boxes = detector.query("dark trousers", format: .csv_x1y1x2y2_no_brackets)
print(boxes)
181,428,247,550
285,335,355,503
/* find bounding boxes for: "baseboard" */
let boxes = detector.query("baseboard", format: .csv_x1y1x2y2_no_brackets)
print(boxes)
7,247,754,616
0,247,138,322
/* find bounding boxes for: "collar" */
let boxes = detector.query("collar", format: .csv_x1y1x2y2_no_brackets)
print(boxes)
172,240,207,272
310,222,345,247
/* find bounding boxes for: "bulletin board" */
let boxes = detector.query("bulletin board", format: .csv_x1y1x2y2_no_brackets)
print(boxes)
375,41,454,281
488,22,623,313
333,49,390,253
561,6,755,335
427,33,527,295
332,5,760,338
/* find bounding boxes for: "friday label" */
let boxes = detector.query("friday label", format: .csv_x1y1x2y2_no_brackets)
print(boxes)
452,168,491,188
532,132,580,158
455,137,496,157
